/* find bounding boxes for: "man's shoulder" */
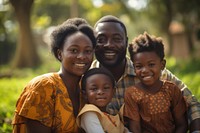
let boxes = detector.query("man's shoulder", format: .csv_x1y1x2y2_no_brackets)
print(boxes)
90,59,100,68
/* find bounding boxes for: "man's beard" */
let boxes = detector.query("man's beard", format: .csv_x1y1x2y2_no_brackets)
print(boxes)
95,49,127,68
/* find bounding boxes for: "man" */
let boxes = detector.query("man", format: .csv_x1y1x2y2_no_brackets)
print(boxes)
91,15,200,132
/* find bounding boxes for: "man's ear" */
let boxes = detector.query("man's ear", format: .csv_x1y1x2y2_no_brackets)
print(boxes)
126,37,128,47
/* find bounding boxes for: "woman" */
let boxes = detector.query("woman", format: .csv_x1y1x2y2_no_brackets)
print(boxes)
12,18,96,133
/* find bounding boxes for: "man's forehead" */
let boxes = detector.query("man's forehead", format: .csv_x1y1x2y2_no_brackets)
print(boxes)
94,22,124,32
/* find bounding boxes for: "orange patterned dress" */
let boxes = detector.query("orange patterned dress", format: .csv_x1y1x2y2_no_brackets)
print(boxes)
12,73,83,133
124,81,187,133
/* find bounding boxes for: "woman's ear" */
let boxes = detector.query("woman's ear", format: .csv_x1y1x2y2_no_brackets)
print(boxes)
57,49,62,61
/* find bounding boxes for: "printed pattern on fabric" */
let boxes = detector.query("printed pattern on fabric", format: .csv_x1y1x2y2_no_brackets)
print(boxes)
12,73,81,133
124,81,187,133
91,57,200,123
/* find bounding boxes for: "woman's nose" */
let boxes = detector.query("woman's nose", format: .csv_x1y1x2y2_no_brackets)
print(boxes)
77,52,86,59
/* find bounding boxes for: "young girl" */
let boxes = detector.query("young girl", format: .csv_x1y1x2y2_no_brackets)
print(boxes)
76,68,128,133
124,32,188,133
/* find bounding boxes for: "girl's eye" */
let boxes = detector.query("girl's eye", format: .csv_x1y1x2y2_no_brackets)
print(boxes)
135,65,142,69
149,63,155,67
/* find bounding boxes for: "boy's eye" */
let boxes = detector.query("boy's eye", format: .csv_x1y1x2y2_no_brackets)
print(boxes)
104,86,112,90
89,87,97,91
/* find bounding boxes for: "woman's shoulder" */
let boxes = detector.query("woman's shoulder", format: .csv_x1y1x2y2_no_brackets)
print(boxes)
28,72,60,86
23,72,61,93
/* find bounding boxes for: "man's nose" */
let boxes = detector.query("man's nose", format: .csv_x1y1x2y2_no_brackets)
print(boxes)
104,39,114,48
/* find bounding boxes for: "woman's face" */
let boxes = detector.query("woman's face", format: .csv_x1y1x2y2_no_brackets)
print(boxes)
58,32,94,76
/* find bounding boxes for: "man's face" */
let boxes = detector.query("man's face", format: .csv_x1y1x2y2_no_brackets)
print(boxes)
94,22,127,67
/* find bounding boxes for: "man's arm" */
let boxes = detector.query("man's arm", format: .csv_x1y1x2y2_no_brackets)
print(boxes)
161,68,200,132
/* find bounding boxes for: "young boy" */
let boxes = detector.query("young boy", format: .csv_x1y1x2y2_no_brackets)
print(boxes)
124,32,188,133
76,68,128,133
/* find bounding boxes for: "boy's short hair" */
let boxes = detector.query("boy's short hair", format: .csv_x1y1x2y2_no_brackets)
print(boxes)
81,68,116,91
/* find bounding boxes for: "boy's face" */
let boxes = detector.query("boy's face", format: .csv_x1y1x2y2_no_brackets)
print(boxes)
94,22,127,67
132,51,166,87
85,74,115,112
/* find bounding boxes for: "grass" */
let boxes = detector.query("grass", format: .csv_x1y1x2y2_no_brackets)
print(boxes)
0,53,200,132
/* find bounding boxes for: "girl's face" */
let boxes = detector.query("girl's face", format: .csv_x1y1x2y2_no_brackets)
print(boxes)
58,32,94,76
133,51,166,89
85,74,115,112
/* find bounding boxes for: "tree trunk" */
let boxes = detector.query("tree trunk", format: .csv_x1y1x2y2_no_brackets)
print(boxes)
10,0,40,68
70,0,79,17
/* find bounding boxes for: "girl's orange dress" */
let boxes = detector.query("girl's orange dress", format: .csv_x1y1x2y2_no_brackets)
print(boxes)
124,81,187,133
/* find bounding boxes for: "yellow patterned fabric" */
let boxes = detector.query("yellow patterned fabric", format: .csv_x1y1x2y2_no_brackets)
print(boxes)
12,73,83,133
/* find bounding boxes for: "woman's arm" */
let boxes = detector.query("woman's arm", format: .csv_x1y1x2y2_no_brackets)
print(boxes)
26,119,51,133
80,111,104,133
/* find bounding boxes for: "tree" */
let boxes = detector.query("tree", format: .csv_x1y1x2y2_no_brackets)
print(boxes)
9,0,40,68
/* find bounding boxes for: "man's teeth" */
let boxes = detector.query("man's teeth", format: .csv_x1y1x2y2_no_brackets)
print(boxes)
105,52,115,56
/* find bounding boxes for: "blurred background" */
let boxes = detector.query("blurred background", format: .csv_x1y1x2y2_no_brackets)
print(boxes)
0,0,200,132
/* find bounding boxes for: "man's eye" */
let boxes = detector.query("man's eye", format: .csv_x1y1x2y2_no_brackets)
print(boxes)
113,37,123,43
97,37,106,44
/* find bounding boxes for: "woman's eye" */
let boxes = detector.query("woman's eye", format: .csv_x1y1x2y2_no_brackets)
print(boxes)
85,49,92,54
71,49,78,53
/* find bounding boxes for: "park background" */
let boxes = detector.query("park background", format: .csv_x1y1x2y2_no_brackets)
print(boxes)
0,0,200,132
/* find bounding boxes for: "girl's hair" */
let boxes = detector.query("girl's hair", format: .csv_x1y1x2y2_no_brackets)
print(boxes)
81,68,116,91
128,32,165,61
50,18,96,61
